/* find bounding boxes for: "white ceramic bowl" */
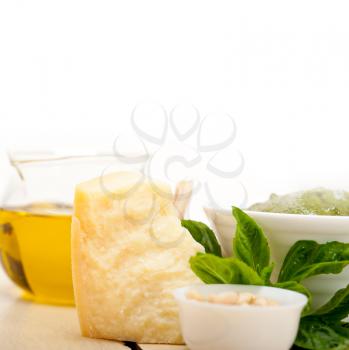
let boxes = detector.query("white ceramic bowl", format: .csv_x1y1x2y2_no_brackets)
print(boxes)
174,284,307,350
204,208,349,308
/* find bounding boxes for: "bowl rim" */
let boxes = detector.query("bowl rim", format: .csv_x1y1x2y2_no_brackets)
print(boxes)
173,284,308,312
204,206,349,222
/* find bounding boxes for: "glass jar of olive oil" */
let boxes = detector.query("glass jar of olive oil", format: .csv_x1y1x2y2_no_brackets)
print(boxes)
0,152,127,305
0,203,73,305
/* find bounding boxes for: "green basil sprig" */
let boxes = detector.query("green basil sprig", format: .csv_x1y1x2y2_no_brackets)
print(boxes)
296,286,349,350
182,220,222,257
295,316,349,350
313,285,349,321
279,241,349,283
232,207,271,276
182,208,349,350
190,253,264,285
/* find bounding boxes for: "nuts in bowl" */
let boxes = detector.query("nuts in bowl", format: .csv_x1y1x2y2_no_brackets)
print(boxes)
174,284,307,350
186,289,279,306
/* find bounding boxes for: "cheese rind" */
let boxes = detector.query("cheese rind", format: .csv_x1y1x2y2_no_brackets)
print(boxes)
71,172,201,344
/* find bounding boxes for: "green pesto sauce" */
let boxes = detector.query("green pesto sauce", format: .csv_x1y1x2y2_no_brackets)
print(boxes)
248,188,349,216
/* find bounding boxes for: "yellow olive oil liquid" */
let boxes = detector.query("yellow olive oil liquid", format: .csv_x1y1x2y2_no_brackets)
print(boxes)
0,203,74,305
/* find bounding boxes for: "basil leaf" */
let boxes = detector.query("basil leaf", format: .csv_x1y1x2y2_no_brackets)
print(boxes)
295,317,349,350
274,281,312,315
278,241,349,283
232,207,270,275
227,258,265,285
182,220,222,257
189,253,264,285
260,263,274,284
189,253,233,284
313,285,349,321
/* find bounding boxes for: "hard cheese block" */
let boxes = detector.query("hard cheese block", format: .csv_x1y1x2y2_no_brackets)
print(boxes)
71,172,202,344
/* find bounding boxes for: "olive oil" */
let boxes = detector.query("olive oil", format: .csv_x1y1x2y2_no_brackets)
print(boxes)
0,203,74,305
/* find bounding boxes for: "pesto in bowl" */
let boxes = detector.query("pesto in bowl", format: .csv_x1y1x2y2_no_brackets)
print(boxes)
248,188,349,216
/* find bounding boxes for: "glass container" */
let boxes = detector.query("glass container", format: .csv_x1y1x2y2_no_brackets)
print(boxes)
0,152,130,305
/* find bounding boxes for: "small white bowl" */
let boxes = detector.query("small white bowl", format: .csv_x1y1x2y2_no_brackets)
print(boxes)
174,284,307,350
204,207,349,308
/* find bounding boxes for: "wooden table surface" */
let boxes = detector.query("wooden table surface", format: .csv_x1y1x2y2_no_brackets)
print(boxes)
0,270,188,350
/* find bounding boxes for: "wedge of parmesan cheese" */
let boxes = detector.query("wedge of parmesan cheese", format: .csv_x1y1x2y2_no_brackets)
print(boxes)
71,171,202,344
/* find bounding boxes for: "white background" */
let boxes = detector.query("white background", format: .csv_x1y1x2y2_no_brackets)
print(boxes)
1,0,349,208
